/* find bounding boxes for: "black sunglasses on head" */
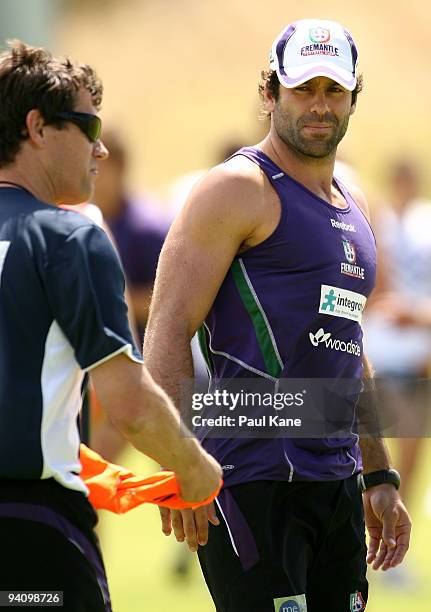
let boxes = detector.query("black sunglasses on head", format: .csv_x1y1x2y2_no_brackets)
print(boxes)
53,111,102,143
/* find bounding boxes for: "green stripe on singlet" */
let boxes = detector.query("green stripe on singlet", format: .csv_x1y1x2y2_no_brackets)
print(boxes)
197,324,213,375
230,259,282,378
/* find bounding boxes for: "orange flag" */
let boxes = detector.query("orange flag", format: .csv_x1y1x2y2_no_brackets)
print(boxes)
79,444,222,514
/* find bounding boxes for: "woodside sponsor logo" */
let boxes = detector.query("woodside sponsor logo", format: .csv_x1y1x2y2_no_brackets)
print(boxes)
309,327,361,356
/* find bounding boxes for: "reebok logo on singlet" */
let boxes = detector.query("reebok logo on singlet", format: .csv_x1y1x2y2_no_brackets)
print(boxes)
319,285,366,323
330,218,356,232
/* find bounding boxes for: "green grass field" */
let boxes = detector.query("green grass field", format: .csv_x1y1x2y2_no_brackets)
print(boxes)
100,442,431,612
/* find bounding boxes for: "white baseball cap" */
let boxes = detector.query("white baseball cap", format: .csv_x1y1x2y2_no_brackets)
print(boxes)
269,19,359,91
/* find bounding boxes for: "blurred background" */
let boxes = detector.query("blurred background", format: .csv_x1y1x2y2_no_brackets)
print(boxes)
2,0,431,610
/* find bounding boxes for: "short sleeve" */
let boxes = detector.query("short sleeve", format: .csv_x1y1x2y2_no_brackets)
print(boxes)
44,223,143,370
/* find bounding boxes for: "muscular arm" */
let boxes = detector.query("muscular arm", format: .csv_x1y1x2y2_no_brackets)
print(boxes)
143,159,273,549
143,160,269,407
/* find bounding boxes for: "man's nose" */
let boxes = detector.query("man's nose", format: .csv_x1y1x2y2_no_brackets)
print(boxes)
93,139,109,160
309,92,331,116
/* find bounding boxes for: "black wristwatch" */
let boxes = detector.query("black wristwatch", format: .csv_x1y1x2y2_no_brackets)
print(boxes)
360,468,401,492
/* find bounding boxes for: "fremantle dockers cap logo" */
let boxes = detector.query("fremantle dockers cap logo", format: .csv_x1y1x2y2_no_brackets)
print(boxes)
309,27,330,43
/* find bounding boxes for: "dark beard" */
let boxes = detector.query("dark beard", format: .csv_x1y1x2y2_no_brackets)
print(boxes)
274,111,350,160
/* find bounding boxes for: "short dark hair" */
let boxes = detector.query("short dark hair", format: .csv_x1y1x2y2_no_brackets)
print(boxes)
258,69,363,118
0,40,103,166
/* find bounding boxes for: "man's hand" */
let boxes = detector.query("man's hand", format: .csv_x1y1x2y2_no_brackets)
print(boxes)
160,449,222,551
175,449,222,504
159,503,220,552
363,484,411,570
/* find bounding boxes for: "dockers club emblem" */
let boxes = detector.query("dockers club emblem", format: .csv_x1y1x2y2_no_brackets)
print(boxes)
342,239,356,264
309,27,330,43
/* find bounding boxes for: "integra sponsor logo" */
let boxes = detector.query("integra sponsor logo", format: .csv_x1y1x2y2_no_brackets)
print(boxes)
319,285,366,323
301,44,339,57
319,285,364,313
309,327,361,356
330,219,356,232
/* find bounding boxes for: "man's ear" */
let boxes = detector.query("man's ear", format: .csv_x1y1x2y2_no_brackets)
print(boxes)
263,85,276,114
25,109,47,147
350,101,356,116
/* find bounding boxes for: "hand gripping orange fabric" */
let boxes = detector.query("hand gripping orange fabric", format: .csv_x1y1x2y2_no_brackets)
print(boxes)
79,444,222,514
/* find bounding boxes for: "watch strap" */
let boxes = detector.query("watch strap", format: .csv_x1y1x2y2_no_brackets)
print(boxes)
360,468,401,492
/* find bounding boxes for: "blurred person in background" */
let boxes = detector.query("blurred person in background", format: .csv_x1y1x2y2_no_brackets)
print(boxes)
92,128,167,344
0,40,221,611
88,129,167,461
365,159,431,508
144,18,411,612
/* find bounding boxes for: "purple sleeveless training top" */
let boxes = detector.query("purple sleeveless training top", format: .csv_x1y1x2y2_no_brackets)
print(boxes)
198,147,376,485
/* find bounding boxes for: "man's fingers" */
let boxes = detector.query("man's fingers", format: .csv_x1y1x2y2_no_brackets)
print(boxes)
171,509,186,543
159,507,172,536
372,541,388,571
381,530,410,570
207,501,220,527
168,504,219,551
381,508,398,549
366,535,380,563
195,507,210,546
390,509,412,567
181,509,199,552
390,533,411,568
381,544,397,571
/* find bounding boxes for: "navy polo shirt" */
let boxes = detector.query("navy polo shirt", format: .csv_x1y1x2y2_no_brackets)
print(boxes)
0,188,142,493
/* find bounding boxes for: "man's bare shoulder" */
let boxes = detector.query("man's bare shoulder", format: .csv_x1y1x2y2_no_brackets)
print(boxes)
345,182,371,222
189,154,267,207
216,154,266,182
179,153,272,238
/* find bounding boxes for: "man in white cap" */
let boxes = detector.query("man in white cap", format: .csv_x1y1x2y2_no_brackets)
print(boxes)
144,19,411,611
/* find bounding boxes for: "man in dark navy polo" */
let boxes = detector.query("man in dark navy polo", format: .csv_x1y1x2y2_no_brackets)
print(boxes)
0,40,221,611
